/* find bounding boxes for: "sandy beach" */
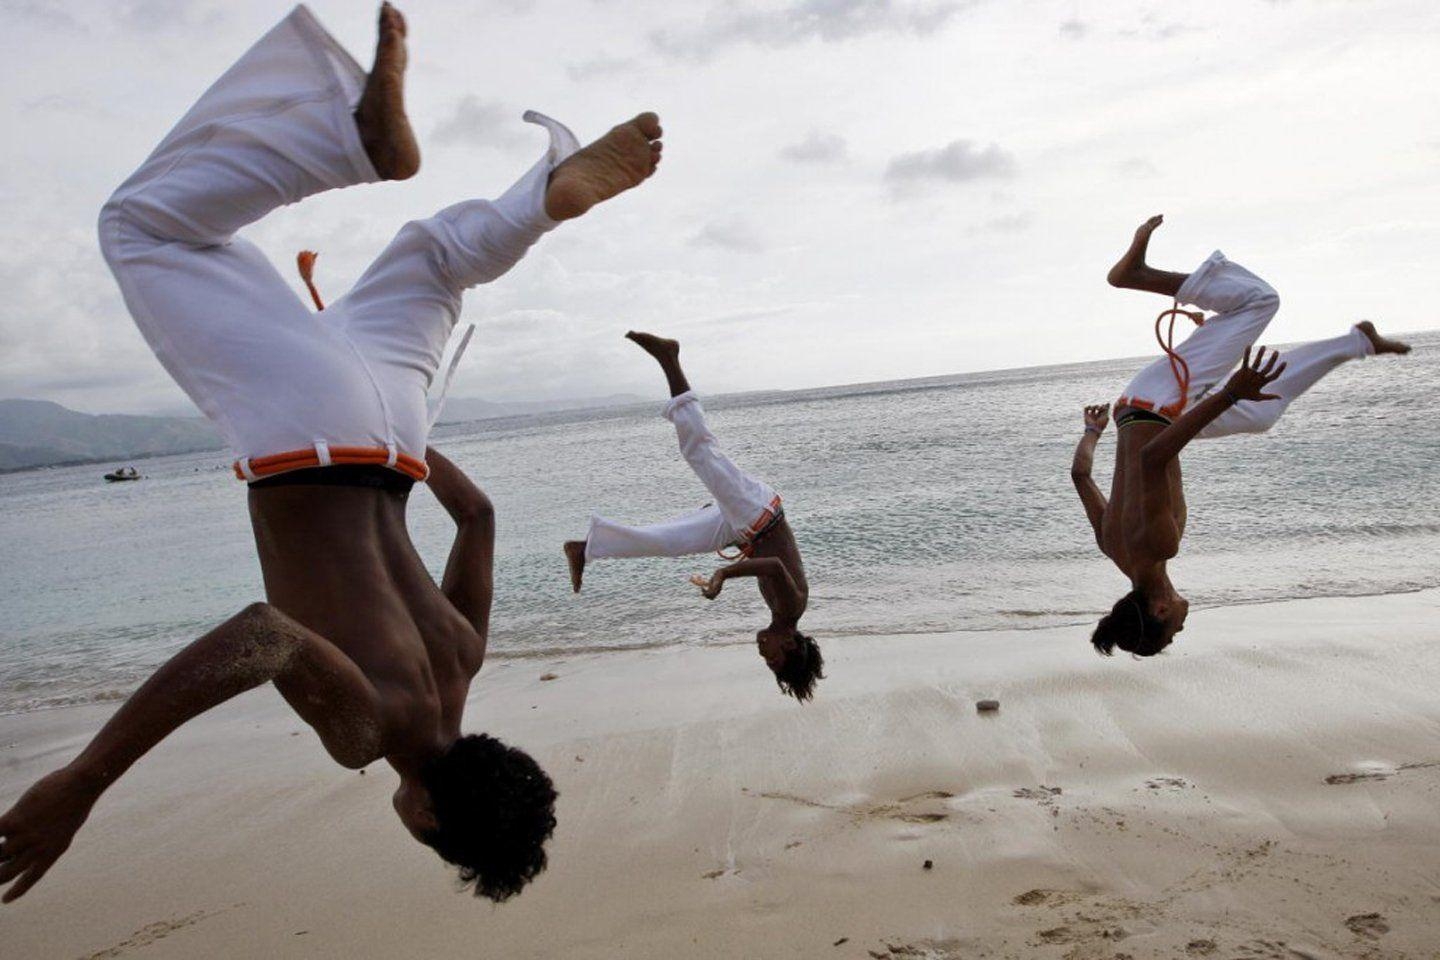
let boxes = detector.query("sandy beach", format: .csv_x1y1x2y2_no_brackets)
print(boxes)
3,589,1439,959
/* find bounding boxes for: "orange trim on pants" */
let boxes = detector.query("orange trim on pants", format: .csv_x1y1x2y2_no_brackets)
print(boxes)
234,446,428,482
1115,395,1186,420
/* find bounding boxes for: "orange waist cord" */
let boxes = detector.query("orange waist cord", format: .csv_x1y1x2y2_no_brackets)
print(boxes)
297,250,325,311
1154,299,1205,414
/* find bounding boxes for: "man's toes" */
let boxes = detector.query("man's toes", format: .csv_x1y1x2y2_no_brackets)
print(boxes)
632,111,662,140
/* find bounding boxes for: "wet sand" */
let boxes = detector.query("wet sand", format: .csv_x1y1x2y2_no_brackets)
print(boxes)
3,589,1439,959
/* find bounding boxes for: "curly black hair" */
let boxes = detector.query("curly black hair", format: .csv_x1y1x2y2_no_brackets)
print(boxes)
773,631,825,702
421,733,558,902
1091,589,1172,658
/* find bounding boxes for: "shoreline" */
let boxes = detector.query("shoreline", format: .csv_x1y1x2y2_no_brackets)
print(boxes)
7,581,1440,721
3,588,1439,957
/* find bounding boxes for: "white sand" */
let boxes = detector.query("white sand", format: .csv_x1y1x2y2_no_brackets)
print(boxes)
3,590,1439,959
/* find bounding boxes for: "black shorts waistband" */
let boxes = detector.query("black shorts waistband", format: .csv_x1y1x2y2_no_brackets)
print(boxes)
1116,408,1173,428
248,464,416,494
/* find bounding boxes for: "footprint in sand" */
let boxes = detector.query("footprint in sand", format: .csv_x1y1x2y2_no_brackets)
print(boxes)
84,909,230,960
866,938,963,959
1185,940,1218,956
1344,912,1389,939
1324,760,1438,785
1013,785,1062,803
1233,940,1325,959
1145,776,1191,790
757,789,954,825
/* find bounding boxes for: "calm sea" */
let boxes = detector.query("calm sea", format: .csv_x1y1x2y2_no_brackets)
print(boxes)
2,333,1436,715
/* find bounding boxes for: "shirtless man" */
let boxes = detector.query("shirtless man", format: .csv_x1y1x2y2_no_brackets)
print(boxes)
563,333,823,701
1072,215,1410,657
0,4,661,903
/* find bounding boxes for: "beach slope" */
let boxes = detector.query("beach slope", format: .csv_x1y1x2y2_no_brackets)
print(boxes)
3,590,1438,958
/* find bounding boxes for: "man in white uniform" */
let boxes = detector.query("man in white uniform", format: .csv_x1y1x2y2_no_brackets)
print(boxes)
564,332,823,702
1070,215,1410,657
0,3,662,904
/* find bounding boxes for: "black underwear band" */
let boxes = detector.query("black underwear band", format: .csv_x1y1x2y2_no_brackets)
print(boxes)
1116,408,1173,428
249,463,416,494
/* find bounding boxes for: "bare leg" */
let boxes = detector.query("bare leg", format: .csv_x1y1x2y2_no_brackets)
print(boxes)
626,331,690,397
1356,320,1412,355
354,3,420,181
563,541,586,592
1107,215,1189,298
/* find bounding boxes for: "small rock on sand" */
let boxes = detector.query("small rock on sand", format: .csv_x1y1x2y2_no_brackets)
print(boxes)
539,672,559,681
976,699,1000,713
922,859,933,870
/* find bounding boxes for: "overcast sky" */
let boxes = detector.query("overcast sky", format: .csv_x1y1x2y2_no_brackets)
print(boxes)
3,0,1437,415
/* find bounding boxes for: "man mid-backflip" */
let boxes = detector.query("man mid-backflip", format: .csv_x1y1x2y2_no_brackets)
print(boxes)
1072,215,1410,658
0,4,662,903
563,333,824,701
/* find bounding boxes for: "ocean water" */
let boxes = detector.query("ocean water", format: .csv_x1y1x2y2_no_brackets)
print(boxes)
2,333,1436,715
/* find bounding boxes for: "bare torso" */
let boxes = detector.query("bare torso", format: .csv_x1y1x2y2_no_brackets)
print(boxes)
1101,412,1187,576
248,486,481,758
747,517,809,628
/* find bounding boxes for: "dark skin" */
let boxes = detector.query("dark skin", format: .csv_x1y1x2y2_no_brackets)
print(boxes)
0,2,666,902
1072,215,1287,642
564,332,809,674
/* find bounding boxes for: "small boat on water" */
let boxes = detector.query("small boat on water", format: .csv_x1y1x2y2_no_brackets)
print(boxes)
104,466,141,482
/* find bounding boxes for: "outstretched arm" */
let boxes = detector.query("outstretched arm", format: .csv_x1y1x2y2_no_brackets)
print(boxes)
1140,346,1286,471
425,448,494,666
693,557,804,622
1071,404,1110,547
0,603,381,903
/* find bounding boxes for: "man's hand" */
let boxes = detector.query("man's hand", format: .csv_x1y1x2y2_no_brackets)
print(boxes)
1225,346,1286,403
690,571,724,600
1083,403,1111,434
0,767,98,903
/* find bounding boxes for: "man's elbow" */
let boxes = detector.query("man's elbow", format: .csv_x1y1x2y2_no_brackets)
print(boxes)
451,491,495,526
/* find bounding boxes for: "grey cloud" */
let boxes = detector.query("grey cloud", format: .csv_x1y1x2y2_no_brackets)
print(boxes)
1118,14,1195,41
4,0,88,32
971,211,1032,234
115,0,225,33
1116,157,1159,179
651,0,966,61
779,130,848,163
884,139,1015,196
432,96,526,148
566,55,640,81
1058,18,1087,39
690,220,766,253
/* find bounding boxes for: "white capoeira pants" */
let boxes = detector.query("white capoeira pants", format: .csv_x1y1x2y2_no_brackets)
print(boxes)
1117,250,1375,439
98,5,579,482
584,392,782,560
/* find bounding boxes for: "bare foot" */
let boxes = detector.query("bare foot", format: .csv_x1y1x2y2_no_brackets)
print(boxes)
1107,214,1164,288
355,3,420,181
625,330,679,363
563,541,586,593
545,113,662,221
1356,321,1411,355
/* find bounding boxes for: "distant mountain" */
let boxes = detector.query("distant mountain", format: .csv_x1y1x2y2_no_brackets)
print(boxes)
0,392,651,473
0,399,223,473
435,392,647,424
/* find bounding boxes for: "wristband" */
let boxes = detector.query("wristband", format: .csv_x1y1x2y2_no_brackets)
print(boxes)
1084,425,1102,435
1223,387,1240,404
